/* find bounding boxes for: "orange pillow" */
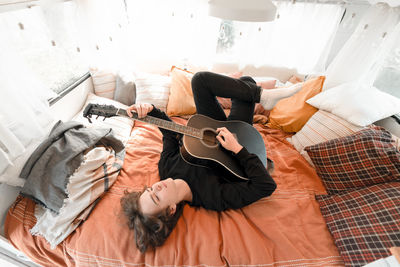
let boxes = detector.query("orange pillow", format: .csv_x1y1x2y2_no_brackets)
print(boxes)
166,66,196,116
267,76,325,133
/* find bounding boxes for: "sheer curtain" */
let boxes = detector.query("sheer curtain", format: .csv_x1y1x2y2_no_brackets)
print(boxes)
372,22,400,98
324,3,400,89
124,0,220,72
0,0,127,183
71,0,128,70
223,1,345,74
367,0,400,7
0,40,56,177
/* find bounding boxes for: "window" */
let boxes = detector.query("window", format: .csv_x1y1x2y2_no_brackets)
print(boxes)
0,2,88,94
214,2,345,73
373,34,400,99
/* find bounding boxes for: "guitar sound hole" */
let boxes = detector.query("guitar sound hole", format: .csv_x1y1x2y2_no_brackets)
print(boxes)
202,129,218,147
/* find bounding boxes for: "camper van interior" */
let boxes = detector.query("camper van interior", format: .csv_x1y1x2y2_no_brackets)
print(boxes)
0,0,400,266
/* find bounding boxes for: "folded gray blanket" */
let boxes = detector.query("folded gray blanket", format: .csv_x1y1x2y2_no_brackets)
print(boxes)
20,120,125,214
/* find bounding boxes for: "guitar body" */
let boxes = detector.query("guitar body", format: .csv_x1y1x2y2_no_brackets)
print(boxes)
180,114,267,180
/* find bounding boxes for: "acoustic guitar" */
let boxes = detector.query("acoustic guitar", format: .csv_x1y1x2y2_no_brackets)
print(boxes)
83,103,267,180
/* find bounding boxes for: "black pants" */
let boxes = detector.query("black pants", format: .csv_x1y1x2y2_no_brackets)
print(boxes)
191,71,261,125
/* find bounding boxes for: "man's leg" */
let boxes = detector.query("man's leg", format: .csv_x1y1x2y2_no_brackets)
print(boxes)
191,72,261,123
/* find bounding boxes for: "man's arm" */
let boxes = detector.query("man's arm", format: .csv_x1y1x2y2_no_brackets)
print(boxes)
126,103,180,153
194,145,276,212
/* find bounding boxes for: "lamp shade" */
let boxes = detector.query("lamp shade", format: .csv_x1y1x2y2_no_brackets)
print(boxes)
208,0,277,22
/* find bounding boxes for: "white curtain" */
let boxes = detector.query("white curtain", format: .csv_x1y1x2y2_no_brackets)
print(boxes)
324,3,400,89
231,1,345,74
372,22,400,98
124,0,220,72
366,19,400,85
0,38,56,175
68,0,128,71
368,0,400,7
122,0,344,74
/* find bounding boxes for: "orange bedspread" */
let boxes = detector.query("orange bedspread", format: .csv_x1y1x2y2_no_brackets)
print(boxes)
5,119,344,267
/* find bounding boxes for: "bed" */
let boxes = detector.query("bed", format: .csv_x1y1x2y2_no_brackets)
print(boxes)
4,68,400,267
4,119,344,266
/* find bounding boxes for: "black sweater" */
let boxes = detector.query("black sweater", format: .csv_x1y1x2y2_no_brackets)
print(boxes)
150,107,277,211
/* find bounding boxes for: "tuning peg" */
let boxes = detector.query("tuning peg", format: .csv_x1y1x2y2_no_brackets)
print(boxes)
103,117,106,121
86,117,92,123
96,115,100,119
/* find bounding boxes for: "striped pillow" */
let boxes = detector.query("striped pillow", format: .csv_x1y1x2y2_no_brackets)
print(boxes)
90,68,116,99
135,73,171,112
287,110,364,165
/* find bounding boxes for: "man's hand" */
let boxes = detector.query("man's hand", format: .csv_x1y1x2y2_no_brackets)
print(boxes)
126,103,154,118
216,127,243,154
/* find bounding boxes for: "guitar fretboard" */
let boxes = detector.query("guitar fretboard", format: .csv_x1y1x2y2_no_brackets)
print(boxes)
117,109,202,139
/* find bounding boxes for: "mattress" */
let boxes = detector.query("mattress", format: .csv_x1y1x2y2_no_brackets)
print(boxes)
4,118,343,267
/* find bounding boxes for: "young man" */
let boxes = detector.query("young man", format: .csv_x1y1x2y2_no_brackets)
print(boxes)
120,71,303,253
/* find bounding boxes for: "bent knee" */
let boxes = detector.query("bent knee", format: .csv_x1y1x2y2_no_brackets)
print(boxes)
191,71,211,93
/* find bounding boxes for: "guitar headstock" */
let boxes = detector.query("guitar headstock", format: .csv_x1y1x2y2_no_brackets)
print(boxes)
83,103,119,123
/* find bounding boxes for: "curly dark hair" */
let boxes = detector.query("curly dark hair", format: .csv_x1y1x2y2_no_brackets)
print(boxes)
120,187,185,253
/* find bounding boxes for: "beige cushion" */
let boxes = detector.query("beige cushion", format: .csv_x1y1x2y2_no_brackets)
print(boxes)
287,110,364,165
134,73,171,112
90,68,116,99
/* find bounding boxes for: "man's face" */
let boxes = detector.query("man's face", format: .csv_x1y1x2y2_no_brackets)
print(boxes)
139,178,178,216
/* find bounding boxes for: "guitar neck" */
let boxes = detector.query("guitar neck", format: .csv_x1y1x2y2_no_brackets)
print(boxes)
116,109,202,139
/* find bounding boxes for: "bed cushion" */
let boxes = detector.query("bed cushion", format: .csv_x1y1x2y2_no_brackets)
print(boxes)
287,110,364,166
253,77,277,89
90,68,116,99
134,72,171,112
114,71,136,106
316,182,400,267
305,126,400,194
267,76,325,133
306,82,400,127
166,66,196,116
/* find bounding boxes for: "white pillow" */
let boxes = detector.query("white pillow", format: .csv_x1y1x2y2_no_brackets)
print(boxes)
72,93,134,145
306,82,400,126
134,72,171,112
287,110,364,166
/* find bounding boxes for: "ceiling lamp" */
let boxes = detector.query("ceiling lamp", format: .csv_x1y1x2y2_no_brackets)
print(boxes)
208,0,277,22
